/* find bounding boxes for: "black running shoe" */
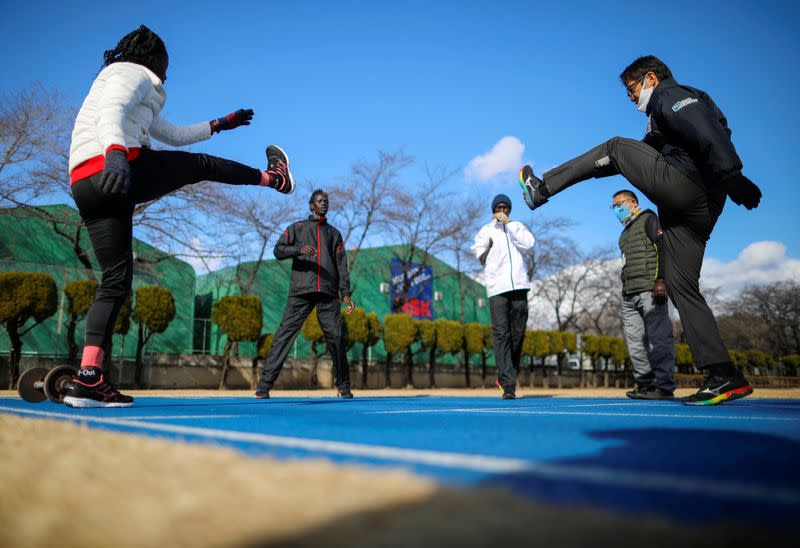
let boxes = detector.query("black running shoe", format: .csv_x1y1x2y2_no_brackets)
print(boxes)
519,165,549,210
496,379,516,400
62,367,133,408
681,372,753,406
265,145,295,195
255,381,271,399
637,388,675,400
337,386,354,399
626,384,655,400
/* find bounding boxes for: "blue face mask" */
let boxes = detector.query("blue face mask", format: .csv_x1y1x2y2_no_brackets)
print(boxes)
613,205,631,224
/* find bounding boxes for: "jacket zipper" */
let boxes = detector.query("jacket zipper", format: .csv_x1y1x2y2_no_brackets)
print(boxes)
504,224,515,290
317,223,322,292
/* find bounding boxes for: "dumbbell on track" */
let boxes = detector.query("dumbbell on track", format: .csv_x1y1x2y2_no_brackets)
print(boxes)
17,366,77,404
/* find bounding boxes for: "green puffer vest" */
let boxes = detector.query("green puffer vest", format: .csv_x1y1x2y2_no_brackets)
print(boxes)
619,210,659,295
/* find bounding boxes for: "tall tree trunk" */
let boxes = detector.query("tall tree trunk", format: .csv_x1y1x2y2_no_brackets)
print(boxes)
404,349,413,388
527,356,534,387
481,352,487,387
603,358,609,388
361,345,369,389
251,356,260,390
117,336,126,387
540,356,548,389
309,344,319,387
7,321,22,389
556,352,563,389
463,348,471,388
428,348,436,388
219,339,233,389
135,323,145,388
580,355,586,388
385,351,393,388
67,314,78,366
104,345,114,386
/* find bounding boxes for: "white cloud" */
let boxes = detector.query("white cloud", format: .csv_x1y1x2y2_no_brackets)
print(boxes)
464,136,525,182
182,237,226,274
701,241,800,299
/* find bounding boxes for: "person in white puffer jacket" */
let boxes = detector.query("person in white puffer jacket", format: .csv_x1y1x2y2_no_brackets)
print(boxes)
63,25,295,409
471,194,535,399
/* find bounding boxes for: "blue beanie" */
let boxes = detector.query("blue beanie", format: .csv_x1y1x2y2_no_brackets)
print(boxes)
491,194,511,214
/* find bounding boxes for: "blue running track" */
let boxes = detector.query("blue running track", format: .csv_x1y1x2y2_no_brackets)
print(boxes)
2,395,799,527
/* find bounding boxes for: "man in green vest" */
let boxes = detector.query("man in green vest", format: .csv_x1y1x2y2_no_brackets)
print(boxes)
613,190,676,399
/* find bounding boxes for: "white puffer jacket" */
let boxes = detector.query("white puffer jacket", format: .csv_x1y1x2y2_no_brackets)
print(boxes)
69,62,211,174
472,220,535,298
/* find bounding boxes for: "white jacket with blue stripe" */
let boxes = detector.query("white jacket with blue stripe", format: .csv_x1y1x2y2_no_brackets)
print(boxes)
472,220,535,298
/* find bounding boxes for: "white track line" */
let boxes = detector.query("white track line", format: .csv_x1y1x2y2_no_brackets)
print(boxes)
368,408,799,421
2,405,799,505
107,415,245,420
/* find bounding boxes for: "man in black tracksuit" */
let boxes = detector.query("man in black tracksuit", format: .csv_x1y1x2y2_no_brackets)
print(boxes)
519,55,763,406
255,189,355,399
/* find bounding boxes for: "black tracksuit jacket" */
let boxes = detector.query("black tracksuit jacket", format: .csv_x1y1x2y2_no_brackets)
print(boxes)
274,216,351,298
644,77,743,202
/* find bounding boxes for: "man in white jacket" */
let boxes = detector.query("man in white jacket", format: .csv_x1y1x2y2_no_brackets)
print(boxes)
472,194,535,399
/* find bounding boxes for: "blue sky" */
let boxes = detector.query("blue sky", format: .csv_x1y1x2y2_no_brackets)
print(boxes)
2,0,799,283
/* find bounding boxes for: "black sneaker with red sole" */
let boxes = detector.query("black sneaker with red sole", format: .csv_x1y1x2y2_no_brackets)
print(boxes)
266,145,295,195
62,367,133,408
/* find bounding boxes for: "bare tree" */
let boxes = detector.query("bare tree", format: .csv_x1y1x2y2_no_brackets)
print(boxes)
724,281,800,356
527,215,615,332
575,255,623,336
384,167,480,315
325,150,413,285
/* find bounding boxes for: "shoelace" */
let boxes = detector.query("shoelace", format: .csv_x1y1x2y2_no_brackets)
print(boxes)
269,161,289,191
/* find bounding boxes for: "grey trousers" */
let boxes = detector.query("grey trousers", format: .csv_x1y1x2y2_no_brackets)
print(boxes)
621,291,676,392
543,137,730,368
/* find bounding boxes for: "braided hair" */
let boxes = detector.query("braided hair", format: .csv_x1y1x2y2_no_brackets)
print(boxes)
102,25,168,79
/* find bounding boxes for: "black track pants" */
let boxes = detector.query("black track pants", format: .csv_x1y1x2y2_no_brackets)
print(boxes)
489,289,529,389
259,293,351,389
71,148,262,350
543,137,730,368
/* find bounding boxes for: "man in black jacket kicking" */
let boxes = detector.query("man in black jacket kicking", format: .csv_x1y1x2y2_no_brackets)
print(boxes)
256,189,355,399
519,55,762,406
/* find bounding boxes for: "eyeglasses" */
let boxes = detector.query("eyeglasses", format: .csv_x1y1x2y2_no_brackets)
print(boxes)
610,198,632,210
625,74,648,98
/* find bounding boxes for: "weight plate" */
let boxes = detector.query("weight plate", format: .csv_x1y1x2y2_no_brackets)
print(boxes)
44,366,77,404
18,367,49,403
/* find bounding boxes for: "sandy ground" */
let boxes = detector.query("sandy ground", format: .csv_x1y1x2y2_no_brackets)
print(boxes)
1,389,796,547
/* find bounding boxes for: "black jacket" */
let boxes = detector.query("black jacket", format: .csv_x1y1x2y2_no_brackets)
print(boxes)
274,216,351,298
644,77,742,203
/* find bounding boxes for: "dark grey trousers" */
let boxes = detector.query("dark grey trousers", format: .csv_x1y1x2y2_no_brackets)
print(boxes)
621,291,676,392
544,137,730,368
259,293,350,388
489,289,529,390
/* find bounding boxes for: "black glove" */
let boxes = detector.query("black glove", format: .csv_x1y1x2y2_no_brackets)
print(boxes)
723,173,762,210
97,149,131,195
652,279,668,305
210,108,254,134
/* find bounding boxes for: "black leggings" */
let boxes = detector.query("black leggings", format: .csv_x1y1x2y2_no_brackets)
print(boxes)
71,148,262,351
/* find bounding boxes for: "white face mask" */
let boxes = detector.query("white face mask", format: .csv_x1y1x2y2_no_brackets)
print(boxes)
637,75,654,113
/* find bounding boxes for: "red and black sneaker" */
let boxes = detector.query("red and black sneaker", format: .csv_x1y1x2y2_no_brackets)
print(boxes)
265,145,295,195
62,367,134,408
